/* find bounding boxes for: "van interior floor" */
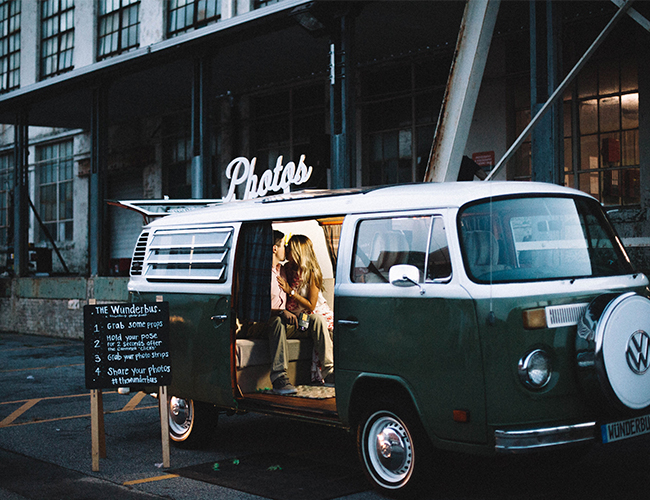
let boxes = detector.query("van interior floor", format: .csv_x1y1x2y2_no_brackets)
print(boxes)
240,387,338,421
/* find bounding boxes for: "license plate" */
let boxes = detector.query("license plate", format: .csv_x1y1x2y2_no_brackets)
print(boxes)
601,414,650,443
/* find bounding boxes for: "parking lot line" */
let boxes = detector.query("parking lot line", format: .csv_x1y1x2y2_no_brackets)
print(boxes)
0,363,84,373
0,399,40,427
123,474,180,486
122,391,148,411
0,391,158,428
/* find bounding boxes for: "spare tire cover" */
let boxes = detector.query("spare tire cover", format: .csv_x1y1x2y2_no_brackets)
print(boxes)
577,292,650,411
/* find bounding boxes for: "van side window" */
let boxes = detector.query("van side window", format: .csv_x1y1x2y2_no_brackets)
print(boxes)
352,216,447,283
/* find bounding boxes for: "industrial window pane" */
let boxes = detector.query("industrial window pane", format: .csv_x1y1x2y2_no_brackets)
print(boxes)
621,129,639,166
40,0,74,79
621,93,638,130
579,99,598,135
580,135,598,171
254,0,279,9
98,0,139,59
0,0,20,93
36,140,74,243
570,55,638,205
599,97,619,133
167,0,220,37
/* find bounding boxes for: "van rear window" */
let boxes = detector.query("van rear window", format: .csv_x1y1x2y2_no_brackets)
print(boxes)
459,196,633,283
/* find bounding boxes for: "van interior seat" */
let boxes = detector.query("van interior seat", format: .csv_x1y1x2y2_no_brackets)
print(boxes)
465,230,506,277
365,230,410,282
236,338,313,368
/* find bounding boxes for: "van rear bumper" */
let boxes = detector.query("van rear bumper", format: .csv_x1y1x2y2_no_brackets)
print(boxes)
494,421,596,452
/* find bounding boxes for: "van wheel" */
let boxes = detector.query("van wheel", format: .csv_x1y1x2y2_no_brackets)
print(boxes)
168,396,218,449
357,405,430,498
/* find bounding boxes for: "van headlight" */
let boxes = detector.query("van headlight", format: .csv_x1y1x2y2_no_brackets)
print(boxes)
518,349,552,389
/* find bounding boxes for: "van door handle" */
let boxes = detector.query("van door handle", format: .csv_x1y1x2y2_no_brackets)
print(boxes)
211,314,228,326
338,318,359,327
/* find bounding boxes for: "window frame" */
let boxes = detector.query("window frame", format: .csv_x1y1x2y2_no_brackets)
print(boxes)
0,0,20,93
167,0,221,38
35,140,74,243
350,214,451,284
565,55,639,207
40,0,75,79
457,194,634,284
97,0,140,60
253,0,280,9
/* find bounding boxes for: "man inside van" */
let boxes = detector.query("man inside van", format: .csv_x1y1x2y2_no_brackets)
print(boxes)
249,230,333,395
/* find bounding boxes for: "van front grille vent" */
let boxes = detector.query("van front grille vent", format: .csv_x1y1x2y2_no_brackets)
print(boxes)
130,231,149,276
141,227,233,283
545,303,589,328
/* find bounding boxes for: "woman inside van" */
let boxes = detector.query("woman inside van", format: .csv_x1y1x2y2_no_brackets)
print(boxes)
278,234,334,384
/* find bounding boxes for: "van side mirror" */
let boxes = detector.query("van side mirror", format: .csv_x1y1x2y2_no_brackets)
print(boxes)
389,265,425,295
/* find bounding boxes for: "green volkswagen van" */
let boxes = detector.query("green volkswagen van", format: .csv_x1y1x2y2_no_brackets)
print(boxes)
127,181,650,497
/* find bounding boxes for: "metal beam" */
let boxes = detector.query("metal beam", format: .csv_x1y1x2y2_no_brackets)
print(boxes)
611,0,650,31
424,0,500,183
486,0,634,181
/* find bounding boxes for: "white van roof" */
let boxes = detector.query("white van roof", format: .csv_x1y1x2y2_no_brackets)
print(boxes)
145,181,593,228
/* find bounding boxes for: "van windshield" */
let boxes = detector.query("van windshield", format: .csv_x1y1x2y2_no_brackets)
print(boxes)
459,196,633,283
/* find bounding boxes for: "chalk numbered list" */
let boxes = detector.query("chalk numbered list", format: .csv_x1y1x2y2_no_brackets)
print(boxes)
84,302,171,389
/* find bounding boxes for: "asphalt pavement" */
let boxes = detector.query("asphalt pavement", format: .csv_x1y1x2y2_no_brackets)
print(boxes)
2,331,650,500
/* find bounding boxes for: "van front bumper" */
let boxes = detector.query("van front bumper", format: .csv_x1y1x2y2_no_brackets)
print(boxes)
494,421,596,452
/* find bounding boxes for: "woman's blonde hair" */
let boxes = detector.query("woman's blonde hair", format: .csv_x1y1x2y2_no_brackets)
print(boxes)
287,234,323,291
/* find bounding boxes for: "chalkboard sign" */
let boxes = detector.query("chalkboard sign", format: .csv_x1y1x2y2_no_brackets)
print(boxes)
84,302,171,389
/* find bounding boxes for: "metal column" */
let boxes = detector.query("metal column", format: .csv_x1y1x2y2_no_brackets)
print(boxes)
12,111,29,276
191,56,211,199
424,0,500,183
89,86,108,277
530,0,562,184
329,12,355,189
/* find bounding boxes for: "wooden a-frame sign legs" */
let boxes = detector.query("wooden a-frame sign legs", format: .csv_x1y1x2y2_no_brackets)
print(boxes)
90,386,170,471
89,298,171,472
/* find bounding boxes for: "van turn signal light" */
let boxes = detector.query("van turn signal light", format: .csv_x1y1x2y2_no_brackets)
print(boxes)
453,410,470,423
522,308,547,330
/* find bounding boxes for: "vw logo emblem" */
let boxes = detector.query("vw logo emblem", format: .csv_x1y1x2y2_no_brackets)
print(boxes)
626,330,650,375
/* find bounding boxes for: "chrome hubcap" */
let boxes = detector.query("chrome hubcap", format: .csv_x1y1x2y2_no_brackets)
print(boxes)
169,396,192,434
365,412,413,486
